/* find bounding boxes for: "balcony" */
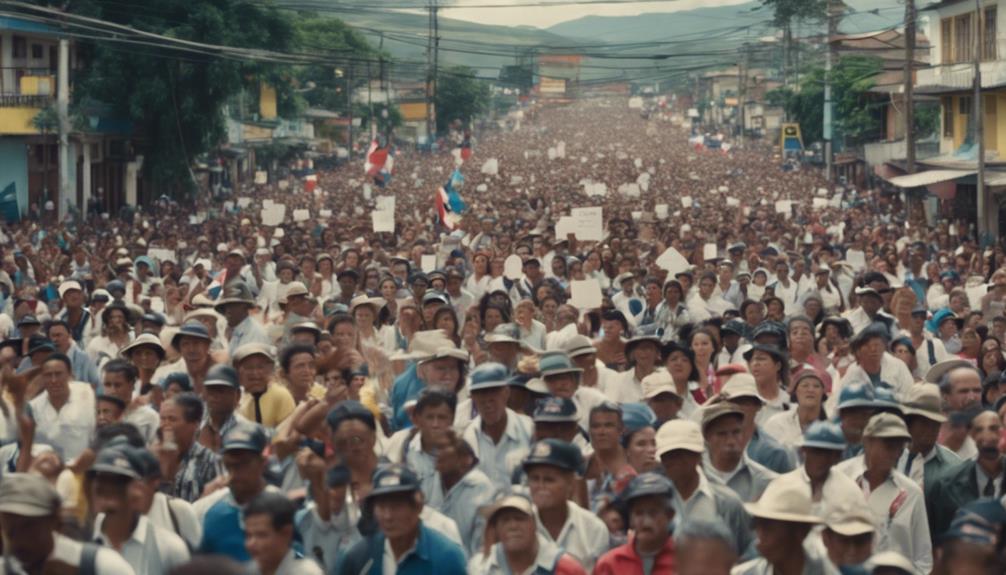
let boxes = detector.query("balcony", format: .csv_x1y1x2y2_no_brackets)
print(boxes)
0,67,56,135
916,60,1006,94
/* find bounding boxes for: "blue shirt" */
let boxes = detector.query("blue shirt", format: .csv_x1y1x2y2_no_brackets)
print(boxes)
200,494,250,562
390,363,423,431
336,522,467,575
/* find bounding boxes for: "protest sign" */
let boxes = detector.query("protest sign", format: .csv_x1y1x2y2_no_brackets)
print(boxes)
293,209,310,222
481,158,499,175
618,183,641,197
503,254,523,280
254,171,267,185
319,209,332,218
703,243,718,261
571,279,603,309
571,207,603,241
555,216,577,240
147,248,176,264
261,204,286,226
681,196,693,208
371,210,395,233
655,204,668,219
376,195,396,212
655,247,691,276
237,197,252,208
726,197,740,207
420,254,437,273
813,197,829,209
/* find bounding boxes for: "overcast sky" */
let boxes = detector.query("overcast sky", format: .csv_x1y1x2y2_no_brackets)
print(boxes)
436,0,753,28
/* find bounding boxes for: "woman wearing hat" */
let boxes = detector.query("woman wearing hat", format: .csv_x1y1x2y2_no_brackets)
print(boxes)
85,302,135,369
620,403,659,474
763,369,829,446
744,344,790,424
663,341,703,418
594,310,629,371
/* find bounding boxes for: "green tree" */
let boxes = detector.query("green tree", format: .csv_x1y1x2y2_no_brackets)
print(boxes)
435,66,490,133
71,0,299,195
294,17,376,113
772,55,883,146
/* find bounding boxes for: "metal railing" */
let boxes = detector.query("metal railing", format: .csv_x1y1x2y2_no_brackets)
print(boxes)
0,94,51,107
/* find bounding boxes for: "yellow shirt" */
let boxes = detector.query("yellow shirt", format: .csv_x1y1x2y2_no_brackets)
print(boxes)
239,384,296,429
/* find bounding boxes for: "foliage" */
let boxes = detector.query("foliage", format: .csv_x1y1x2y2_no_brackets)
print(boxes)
915,102,941,139
294,17,377,113
30,105,59,134
70,0,300,195
760,0,829,26
499,63,534,93
435,66,491,133
771,56,884,145
352,102,403,135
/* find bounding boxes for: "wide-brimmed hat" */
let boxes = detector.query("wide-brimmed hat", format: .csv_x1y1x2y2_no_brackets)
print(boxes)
562,334,597,358
522,439,583,473
389,329,455,361
825,500,876,536
484,323,522,345
120,333,166,360
742,343,787,364
624,335,663,360
539,351,583,378
469,362,510,392
901,383,947,423
101,302,135,326
642,371,682,400
927,309,964,334
798,421,846,451
862,412,911,440
656,419,704,456
214,281,256,312
923,358,975,384
171,321,212,350
743,476,821,524
278,282,310,305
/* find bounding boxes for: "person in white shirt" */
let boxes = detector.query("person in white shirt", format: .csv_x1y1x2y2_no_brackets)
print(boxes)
89,445,190,574
834,413,932,574
102,359,161,444
29,353,96,462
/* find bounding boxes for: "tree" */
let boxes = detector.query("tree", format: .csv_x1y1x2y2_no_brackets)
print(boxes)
771,55,883,146
30,106,59,200
71,0,299,196
294,17,376,113
760,0,828,84
435,66,491,133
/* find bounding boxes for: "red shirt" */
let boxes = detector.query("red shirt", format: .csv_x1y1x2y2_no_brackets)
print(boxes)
592,534,676,575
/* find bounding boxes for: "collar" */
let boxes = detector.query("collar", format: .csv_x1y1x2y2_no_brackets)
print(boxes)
381,522,429,564
95,513,149,546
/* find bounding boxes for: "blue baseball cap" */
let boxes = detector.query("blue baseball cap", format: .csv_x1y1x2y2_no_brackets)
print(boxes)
837,382,877,411
798,421,846,451
533,397,579,423
469,362,510,392
522,439,583,473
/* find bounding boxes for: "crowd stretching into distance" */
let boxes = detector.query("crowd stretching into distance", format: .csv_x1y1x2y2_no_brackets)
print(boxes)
0,99,1004,575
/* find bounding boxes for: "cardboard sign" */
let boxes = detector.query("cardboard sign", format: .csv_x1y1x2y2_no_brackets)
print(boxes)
570,279,603,309
655,204,669,219
254,171,267,185
319,209,332,218
681,196,693,208
655,247,691,276
703,243,718,261
261,204,286,227
503,254,524,280
618,183,641,197
813,197,829,209
556,141,566,158
293,209,310,222
631,211,643,221
774,200,791,214
726,197,740,207
147,248,176,264
571,207,603,241
237,197,252,208
263,199,274,209
547,147,557,161
421,254,437,273
371,210,395,233
376,195,395,213
555,216,577,240
481,158,499,175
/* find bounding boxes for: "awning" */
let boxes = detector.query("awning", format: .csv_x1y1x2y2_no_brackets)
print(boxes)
885,169,976,188
983,171,1006,186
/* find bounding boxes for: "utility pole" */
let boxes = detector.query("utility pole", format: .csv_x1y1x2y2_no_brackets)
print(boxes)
904,0,916,175
347,64,354,160
739,46,749,146
368,61,374,140
975,0,990,240
824,0,836,183
426,0,439,146
57,37,70,218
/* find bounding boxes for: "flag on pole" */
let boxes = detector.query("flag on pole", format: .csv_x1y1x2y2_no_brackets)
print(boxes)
364,139,394,187
435,169,467,230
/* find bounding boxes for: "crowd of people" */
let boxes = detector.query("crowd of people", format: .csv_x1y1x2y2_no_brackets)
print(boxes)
0,97,1003,575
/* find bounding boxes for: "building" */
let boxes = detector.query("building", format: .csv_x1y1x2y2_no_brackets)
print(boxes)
0,16,142,219
536,54,582,102
882,0,1006,236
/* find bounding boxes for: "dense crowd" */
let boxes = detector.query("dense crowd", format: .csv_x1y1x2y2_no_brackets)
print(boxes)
0,98,1003,575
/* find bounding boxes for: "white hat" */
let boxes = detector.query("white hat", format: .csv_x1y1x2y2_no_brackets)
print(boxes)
719,373,764,404
58,280,83,299
642,371,682,400
743,476,821,524
389,330,456,362
279,282,310,305
824,500,875,536
865,551,914,574
923,358,974,384
655,419,704,457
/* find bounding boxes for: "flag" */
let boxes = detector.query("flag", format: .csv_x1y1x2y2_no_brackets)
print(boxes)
206,269,228,300
451,132,473,165
436,169,467,230
364,139,394,187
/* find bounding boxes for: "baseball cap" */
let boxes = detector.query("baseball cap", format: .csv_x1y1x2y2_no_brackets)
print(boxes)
203,365,240,389
562,334,596,358
719,373,763,404
481,493,534,522
326,400,376,432
825,500,875,536
700,401,745,432
469,362,510,392
642,371,682,400
221,421,268,453
798,421,846,451
522,439,583,473
58,280,83,299
232,342,276,365
862,412,911,440
367,464,420,500
656,419,704,456
0,473,61,517
533,397,579,423
88,446,142,480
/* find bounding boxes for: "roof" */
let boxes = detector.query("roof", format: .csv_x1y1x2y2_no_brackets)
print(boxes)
885,169,975,187
0,16,59,35
920,0,970,12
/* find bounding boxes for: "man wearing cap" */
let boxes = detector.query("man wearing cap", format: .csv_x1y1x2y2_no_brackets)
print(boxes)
715,373,796,474
154,320,215,394
468,493,586,575
197,421,275,561
122,332,167,395
159,392,224,503
731,477,836,575
90,445,191,573
655,419,754,555
777,421,863,517
337,463,468,575
386,388,457,501
391,332,469,430
820,500,875,571
29,352,96,461
563,334,620,394
0,472,135,573
216,281,270,356
896,383,961,489
428,428,496,556
102,359,160,444
56,279,92,347
42,320,101,389
609,335,663,404
835,413,932,572
510,258,544,306
523,439,610,571
925,409,1005,541
233,342,295,430
198,364,250,452
700,402,778,502
593,472,678,574
641,371,685,422
463,362,534,491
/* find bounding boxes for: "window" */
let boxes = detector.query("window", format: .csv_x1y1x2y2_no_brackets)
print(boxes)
956,13,973,63
12,36,26,58
942,18,954,63
944,96,954,137
983,6,998,61
986,94,997,116
960,95,973,116
30,44,43,60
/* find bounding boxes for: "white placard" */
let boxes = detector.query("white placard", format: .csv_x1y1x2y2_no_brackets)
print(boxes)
556,141,566,158
371,210,395,233
628,96,644,109
376,195,395,213
774,200,791,214
966,283,989,308
813,197,829,209
555,216,577,240
655,247,691,276
846,249,867,271
548,147,557,160
261,204,286,227
293,209,310,222
319,209,332,218
681,196,693,208
618,183,641,197
571,207,603,241
254,171,267,185
147,248,175,264
481,158,499,175
634,158,642,169
503,254,524,280
631,211,643,221
237,197,252,208
263,199,274,209
703,243,718,261
655,204,669,219
726,197,740,207
421,254,437,273
278,180,290,191
570,279,603,309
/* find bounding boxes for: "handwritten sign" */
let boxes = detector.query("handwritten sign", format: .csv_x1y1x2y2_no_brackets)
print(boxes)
570,279,603,309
